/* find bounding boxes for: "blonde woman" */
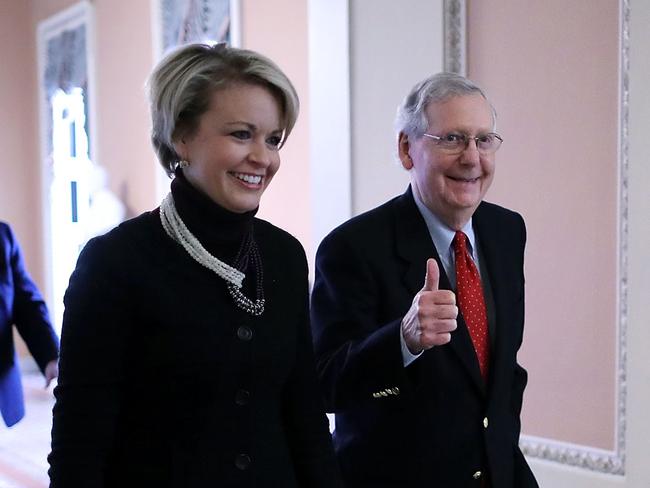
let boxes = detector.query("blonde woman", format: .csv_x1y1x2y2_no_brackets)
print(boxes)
49,43,340,488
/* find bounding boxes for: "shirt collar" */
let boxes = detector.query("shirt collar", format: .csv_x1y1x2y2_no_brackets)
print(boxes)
412,189,478,260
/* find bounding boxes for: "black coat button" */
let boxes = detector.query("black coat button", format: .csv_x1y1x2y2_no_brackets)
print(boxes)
235,389,250,406
235,453,251,470
237,326,253,341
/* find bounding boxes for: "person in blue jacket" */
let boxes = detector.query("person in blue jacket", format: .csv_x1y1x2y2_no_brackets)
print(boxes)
0,221,59,427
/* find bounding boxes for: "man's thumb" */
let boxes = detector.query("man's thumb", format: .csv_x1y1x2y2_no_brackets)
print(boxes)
422,258,439,291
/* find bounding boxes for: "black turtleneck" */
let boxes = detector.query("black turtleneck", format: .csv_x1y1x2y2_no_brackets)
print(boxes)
170,168,258,263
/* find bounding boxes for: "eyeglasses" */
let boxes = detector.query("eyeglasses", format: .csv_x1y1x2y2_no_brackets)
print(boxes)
422,132,503,155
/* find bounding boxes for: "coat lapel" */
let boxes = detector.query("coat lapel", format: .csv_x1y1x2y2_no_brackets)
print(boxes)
392,188,485,393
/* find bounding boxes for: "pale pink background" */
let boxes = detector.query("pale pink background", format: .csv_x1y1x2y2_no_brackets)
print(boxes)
0,0,42,286
468,0,619,450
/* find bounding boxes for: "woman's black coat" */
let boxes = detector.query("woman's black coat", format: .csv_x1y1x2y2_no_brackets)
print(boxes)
48,189,339,487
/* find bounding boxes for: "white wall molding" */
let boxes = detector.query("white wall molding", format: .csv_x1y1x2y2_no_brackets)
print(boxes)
522,435,623,474
444,0,466,75
308,0,352,255
37,0,96,323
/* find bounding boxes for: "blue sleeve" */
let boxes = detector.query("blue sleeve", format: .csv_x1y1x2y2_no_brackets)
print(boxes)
3,223,59,372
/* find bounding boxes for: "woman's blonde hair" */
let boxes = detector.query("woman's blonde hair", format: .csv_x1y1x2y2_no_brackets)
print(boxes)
148,43,300,176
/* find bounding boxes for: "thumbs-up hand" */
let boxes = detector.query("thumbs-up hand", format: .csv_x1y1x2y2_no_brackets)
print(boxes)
401,258,458,354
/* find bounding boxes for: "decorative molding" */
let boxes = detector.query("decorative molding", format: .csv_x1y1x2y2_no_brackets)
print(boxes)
520,0,630,475
37,0,96,333
308,0,351,255
443,0,466,75
521,436,624,474
159,0,238,52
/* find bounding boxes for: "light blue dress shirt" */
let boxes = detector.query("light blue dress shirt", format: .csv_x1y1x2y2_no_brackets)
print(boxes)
400,191,481,366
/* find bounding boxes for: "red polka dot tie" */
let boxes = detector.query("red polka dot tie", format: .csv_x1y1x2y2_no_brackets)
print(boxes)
453,231,490,380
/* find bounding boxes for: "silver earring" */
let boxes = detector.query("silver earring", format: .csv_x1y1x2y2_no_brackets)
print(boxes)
179,160,190,169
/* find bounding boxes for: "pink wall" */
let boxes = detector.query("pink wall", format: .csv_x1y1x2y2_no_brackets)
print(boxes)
93,0,156,216
0,0,45,358
0,0,42,285
468,1,619,449
241,0,312,258
31,0,76,20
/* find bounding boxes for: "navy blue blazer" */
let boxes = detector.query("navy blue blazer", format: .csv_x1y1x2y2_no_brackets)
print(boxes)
311,188,538,487
0,222,59,427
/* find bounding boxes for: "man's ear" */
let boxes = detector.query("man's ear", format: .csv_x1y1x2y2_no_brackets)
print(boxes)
398,132,413,170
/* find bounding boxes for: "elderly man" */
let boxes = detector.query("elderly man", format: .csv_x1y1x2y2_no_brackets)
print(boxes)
311,73,538,487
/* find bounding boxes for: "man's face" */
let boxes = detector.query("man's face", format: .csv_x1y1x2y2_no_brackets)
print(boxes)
399,94,496,229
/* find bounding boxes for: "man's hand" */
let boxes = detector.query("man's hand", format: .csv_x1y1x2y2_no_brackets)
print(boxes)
401,258,458,354
44,359,59,388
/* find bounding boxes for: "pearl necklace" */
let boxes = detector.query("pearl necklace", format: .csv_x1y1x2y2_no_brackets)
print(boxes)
159,193,265,316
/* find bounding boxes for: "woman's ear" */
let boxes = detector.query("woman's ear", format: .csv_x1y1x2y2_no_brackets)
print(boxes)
172,136,188,162
398,132,413,170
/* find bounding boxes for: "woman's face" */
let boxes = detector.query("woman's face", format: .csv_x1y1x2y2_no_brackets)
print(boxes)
177,83,284,213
